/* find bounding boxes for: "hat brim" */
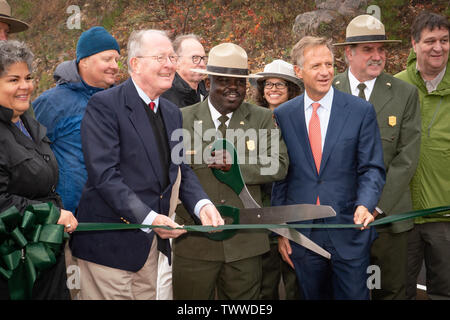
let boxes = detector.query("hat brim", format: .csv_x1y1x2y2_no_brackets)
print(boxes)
333,39,402,46
191,68,262,79
255,72,303,88
0,16,29,33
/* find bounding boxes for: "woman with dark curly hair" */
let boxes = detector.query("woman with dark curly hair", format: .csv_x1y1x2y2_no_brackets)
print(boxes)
0,40,77,299
254,59,303,111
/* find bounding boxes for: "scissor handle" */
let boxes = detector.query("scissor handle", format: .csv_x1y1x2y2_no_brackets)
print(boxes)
210,139,245,196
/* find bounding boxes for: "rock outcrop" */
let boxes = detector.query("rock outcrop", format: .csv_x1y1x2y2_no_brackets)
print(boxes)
293,0,371,39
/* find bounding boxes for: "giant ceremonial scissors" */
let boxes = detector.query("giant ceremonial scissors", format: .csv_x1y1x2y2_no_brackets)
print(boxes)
209,139,335,259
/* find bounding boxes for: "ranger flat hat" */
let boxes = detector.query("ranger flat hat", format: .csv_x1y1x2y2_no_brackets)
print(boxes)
0,0,29,34
191,42,261,78
333,14,401,46
255,59,303,88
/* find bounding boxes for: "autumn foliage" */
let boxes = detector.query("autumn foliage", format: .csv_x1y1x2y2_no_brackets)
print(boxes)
7,0,450,98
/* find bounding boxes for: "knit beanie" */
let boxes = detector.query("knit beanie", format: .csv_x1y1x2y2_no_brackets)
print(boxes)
76,26,120,63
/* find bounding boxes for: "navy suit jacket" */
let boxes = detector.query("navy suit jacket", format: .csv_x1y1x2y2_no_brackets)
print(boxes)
272,88,385,260
70,78,208,272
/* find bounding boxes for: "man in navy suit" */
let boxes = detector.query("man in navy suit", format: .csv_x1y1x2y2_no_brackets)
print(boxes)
70,29,224,300
272,36,385,300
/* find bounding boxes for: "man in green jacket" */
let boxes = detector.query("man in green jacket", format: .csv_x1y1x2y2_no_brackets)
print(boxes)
333,14,421,299
172,43,289,299
395,11,450,300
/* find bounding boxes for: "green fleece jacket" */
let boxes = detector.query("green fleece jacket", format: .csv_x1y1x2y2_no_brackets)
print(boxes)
396,49,450,223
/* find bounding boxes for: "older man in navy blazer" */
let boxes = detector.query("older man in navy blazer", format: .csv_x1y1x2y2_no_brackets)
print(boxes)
272,36,385,300
70,29,223,300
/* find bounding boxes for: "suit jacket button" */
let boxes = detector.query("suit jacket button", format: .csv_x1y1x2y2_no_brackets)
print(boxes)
160,195,163,199
318,180,322,184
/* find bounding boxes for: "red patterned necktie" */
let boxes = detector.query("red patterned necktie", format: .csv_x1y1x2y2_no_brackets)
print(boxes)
309,102,322,205
149,101,156,112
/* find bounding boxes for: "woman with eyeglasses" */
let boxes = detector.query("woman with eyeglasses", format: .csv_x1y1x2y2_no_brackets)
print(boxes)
254,59,303,111
253,59,304,300
0,40,78,299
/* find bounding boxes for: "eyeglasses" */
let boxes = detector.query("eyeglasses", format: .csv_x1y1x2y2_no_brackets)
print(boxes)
264,81,287,89
191,55,208,64
136,55,179,64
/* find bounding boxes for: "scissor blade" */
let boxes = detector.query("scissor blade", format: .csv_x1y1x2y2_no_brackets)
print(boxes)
239,203,336,224
271,228,331,259
238,185,260,209
238,182,332,259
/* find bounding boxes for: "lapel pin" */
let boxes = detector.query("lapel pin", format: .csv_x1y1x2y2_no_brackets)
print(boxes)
386,82,391,87
335,80,340,85
388,116,396,127
240,121,245,125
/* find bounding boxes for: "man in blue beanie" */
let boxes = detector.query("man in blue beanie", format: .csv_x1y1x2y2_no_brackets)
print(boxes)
33,26,120,214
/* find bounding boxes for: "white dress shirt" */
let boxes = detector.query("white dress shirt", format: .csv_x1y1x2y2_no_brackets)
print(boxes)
132,79,212,231
348,68,377,101
208,98,233,130
304,86,334,151
347,71,384,215
133,78,160,112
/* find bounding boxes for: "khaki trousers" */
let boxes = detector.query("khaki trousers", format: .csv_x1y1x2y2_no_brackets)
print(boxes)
77,238,158,300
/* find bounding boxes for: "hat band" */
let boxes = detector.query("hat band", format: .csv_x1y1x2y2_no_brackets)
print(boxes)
0,14,12,18
207,65,249,76
345,34,387,43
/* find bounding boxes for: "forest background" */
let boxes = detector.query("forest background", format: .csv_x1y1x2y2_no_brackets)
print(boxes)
8,0,450,99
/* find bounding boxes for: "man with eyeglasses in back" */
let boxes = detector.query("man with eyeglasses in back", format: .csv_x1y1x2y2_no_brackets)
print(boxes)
162,34,209,108
70,29,224,300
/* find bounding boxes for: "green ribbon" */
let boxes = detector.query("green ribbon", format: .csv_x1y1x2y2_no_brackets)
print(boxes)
74,205,450,232
1,203,449,300
0,203,65,300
